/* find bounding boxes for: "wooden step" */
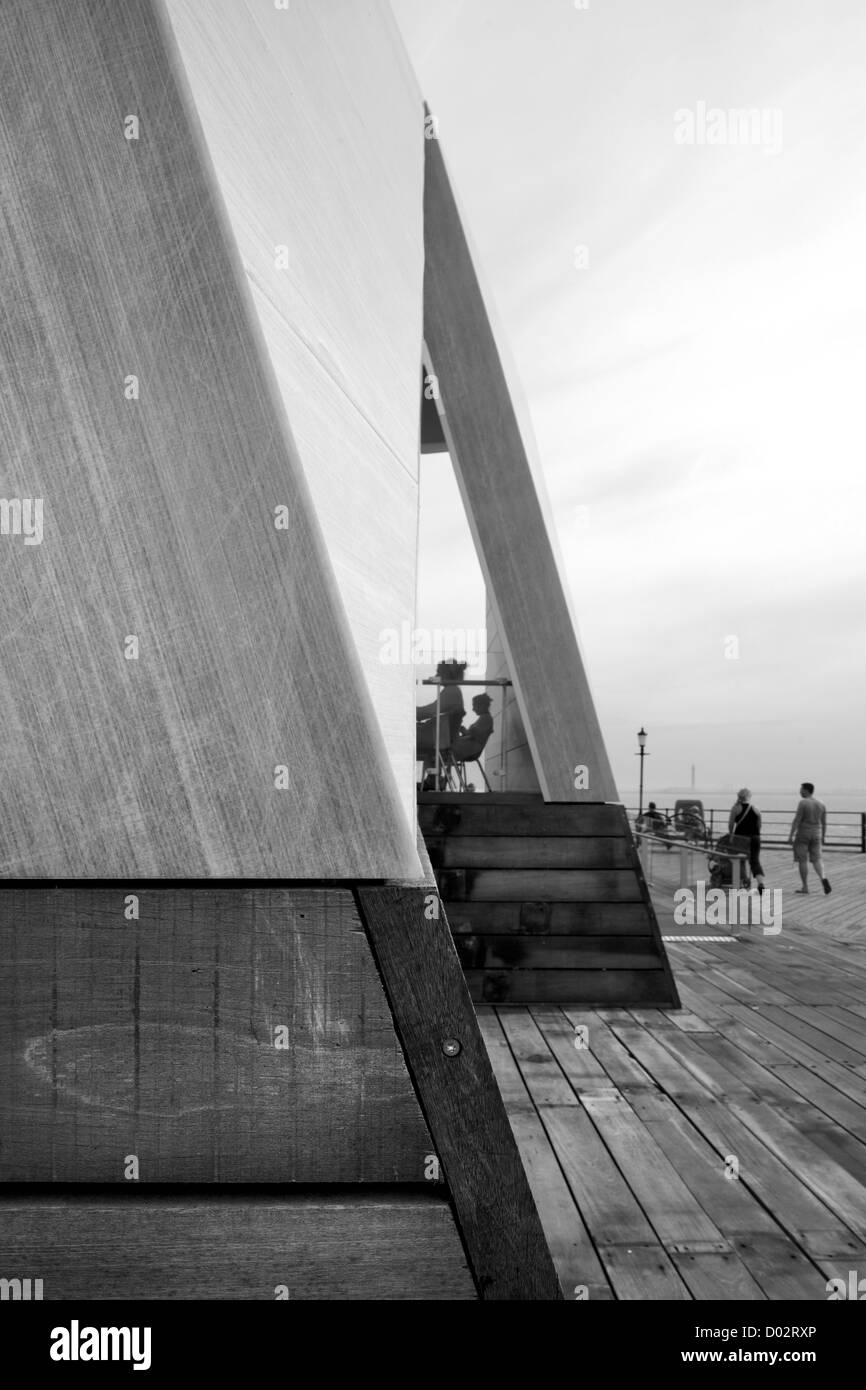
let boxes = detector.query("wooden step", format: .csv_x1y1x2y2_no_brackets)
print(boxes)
419,795,679,1008
467,970,672,1005
453,936,661,971
427,835,632,870
446,902,652,936
440,869,644,903
419,800,625,837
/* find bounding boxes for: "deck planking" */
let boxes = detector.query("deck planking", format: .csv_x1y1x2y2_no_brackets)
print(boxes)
479,860,866,1297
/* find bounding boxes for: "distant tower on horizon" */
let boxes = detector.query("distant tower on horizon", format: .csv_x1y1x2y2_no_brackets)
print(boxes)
691,764,696,789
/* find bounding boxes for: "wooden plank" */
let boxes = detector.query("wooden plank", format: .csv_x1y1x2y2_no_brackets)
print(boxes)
540,1105,660,1246
445,901,652,936
782,1004,866,1057
496,1011,578,1107
762,1006,866,1067
772,1100,866,1187
423,116,618,802
455,936,661,971
730,1236,832,1301
719,1002,847,1068
561,1009,659,1091
477,1010,611,1298
429,835,632,870
666,1010,718,1033
418,802,627,838
579,1093,726,1249
670,1252,767,1300
467,969,671,1005
725,1097,866,1236
636,1095,834,1298
596,1244,692,1300
0,1193,475,1300
0,0,419,879
0,888,431,1183
357,885,562,1300
692,1032,798,1103
676,1100,864,1257
604,1022,741,1102
772,1065,866,1142
526,1007,623,1095
418,792,546,805
441,870,643,903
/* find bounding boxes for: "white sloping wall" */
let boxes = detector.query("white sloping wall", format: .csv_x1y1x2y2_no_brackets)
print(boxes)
164,0,425,833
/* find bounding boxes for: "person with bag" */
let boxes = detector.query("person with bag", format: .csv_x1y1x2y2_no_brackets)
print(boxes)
728,787,766,894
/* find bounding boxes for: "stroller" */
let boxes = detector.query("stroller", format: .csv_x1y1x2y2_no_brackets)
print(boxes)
707,833,752,889
673,799,712,848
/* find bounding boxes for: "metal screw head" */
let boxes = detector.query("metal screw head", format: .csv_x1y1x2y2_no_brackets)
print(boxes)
441,1038,461,1057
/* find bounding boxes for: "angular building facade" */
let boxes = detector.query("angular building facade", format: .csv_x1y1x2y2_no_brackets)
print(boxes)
0,0,675,1299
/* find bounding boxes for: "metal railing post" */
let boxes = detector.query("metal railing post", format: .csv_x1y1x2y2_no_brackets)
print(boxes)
499,690,506,791
434,683,441,788
679,844,688,889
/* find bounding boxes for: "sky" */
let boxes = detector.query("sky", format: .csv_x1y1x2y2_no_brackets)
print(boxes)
394,0,866,795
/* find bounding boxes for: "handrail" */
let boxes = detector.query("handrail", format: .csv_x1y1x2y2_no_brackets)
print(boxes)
635,830,746,862
634,829,750,890
627,806,865,852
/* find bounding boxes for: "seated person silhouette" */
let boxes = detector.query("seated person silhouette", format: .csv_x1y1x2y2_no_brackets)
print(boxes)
416,660,466,754
451,693,494,762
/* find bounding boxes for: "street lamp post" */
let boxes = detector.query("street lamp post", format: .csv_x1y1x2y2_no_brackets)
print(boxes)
636,727,647,818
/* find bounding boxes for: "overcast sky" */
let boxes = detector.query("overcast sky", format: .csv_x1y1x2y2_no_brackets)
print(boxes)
395,0,866,794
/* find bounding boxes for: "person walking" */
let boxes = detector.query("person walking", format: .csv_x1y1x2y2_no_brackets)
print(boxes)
728,788,766,893
788,782,831,895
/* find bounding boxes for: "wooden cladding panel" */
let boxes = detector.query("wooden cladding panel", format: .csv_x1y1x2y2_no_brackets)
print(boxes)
468,971,672,1006
163,0,425,829
446,902,654,936
0,1193,475,1300
0,0,418,878
0,889,431,1183
419,799,627,838
427,835,633,871
439,870,644,904
454,936,661,972
419,798,679,1008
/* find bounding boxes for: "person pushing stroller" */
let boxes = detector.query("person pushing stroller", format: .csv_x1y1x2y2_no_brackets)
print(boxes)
728,788,766,894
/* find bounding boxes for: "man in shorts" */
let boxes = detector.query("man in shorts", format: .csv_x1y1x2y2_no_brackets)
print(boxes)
788,782,831,895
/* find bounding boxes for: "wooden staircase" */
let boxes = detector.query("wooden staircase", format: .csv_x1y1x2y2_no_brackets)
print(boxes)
419,793,679,1007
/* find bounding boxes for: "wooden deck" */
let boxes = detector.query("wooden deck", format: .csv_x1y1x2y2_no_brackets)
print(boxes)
479,850,866,1299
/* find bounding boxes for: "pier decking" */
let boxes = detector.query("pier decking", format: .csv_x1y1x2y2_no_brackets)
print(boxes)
480,850,866,1298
